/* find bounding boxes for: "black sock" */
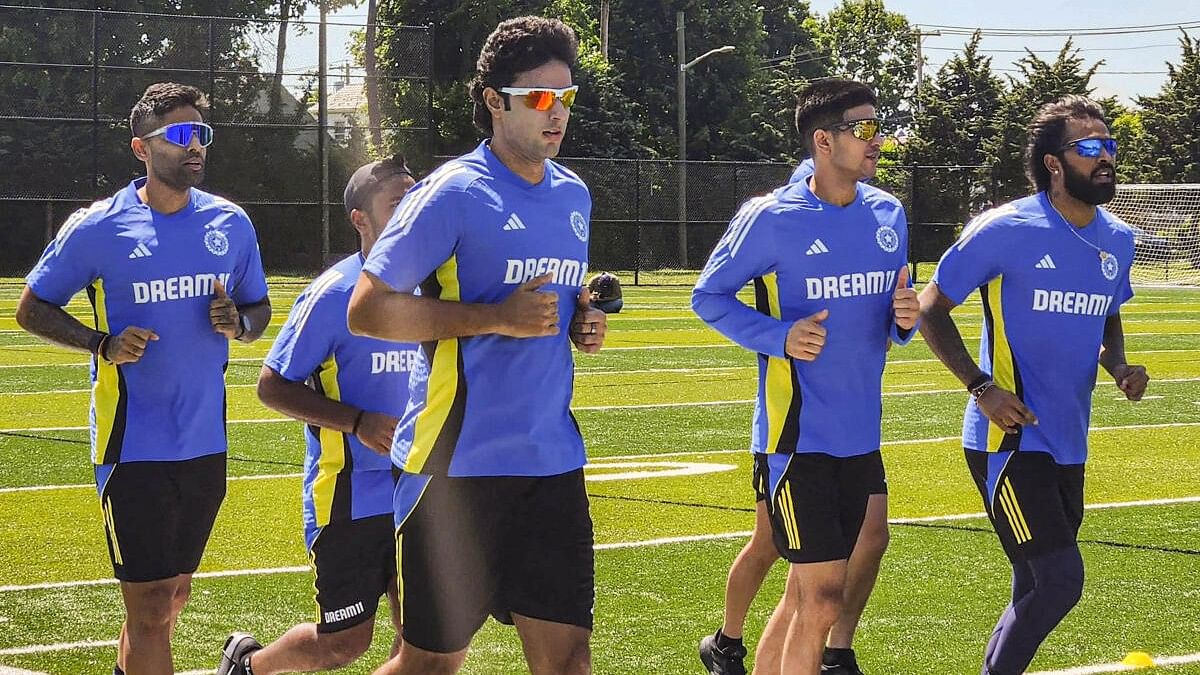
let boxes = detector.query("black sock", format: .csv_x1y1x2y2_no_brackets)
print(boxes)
242,653,254,675
114,667,125,675
824,647,856,665
714,629,743,651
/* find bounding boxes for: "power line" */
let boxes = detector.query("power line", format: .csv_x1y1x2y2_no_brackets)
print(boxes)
924,43,1179,54
920,21,1200,38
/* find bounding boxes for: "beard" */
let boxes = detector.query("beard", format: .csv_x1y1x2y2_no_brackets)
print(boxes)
1062,161,1115,205
151,152,204,191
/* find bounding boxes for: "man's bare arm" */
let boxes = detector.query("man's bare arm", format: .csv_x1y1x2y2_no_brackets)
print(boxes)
1100,311,1149,401
347,270,558,342
916,282,985,387
15,286,101,352
257,366,396,455
236,299,272,343
918,281,1037,432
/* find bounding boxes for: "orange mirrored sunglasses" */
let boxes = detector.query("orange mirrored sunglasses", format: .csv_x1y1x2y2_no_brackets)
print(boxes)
499,86,579,111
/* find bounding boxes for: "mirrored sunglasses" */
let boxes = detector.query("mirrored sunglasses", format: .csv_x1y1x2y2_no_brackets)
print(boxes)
142,121,214,148
1062,137,1118,159
499,86,579,111
827,118,882,142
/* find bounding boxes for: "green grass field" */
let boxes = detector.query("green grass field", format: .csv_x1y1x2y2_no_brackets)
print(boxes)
0,278,1197,675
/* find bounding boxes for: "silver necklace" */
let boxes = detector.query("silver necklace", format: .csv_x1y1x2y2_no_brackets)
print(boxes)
1047,197,1110,261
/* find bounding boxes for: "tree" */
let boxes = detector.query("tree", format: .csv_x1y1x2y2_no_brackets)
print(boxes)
806,0,916,125
1138,32,1200,183
904,32,1004,223
377,0,645,157
984,40,1101,201
727,1,827,161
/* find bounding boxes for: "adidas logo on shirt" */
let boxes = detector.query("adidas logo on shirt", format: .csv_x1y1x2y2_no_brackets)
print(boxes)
805,239,830,256
128,242,153,259
1034,254,1056,270
503,213,527,231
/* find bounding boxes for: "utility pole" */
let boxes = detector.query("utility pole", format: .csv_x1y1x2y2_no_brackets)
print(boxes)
318,1,330,264
676,10,687,268
600,0,610,61
914,28,941,114
676,13,735,270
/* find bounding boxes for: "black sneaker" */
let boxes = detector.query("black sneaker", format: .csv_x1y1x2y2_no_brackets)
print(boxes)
699,632,747,675
822,647,866,675
216,632,262,675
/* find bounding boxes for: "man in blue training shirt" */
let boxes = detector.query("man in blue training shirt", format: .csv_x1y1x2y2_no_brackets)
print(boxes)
216,156,418,674
693,78,918,675
15,82,271,675
700,147,891,675
346,17,607,675
918,96,1148,675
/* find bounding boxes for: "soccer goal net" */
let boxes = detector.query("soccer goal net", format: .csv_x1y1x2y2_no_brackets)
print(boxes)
1105,184,1200,286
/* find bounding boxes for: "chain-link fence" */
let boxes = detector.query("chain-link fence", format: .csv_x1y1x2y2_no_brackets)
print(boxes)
0,5,432,274
434,157,992,284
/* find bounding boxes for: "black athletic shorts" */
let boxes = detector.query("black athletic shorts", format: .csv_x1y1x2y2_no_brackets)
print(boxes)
95,452,226,582
753,452,770,502
965,449,1085,563
310,514,396,633
764,451,887,564
392,468,595,653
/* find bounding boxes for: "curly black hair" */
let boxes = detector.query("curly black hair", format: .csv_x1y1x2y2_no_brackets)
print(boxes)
129,82,209,137
469,16,578,134
793,78,878,156
1026,95,1108,192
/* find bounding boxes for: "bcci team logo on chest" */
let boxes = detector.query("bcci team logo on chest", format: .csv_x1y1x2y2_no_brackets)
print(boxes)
875,224,899,253
571,211,588,242
204,224,229,257
1100,251,1119,281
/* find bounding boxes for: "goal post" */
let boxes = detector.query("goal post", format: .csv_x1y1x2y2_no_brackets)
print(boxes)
1105,184,1200,286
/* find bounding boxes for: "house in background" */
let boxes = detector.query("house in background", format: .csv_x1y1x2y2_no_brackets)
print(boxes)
307,80,366,143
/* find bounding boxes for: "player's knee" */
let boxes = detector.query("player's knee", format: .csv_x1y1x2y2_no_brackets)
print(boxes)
535,639,590,675
123,581,180,631
319,624,374,668
798,583,845,623
1032,547,1085,619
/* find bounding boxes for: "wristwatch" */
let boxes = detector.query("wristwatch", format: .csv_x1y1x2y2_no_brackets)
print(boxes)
236,314,252,339
968,376,995,400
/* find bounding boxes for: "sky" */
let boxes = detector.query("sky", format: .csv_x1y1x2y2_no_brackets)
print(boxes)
807,0,1200,103
292,1,1200,105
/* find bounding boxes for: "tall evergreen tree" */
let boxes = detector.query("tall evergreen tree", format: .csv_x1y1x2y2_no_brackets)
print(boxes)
1138,32,1200,183
903,31,1004,258
984,40,1101,201
806,0,916,125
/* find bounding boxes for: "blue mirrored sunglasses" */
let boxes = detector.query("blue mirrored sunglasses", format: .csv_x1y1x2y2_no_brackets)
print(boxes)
142,122,214,148
1062,137,1117,159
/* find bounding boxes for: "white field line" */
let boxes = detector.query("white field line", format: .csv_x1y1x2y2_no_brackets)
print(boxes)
7,375,1200,419
0,462,736,496
9,372,1200,399
0,639,118,656
0,494,1196,600
3,342,1195,372
4,421,1200,495
1028,651,1200,674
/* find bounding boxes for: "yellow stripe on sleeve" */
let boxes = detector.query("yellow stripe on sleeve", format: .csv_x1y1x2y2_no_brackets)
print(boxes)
406,256,463,473
312,355,346,528
984,275,1019,452
760,272,794,454
90,279,122,465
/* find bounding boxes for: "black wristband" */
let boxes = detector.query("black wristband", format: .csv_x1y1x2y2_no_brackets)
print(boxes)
87,331,106,356
96,334,113,363
350,409,366,436
966,374,991,393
